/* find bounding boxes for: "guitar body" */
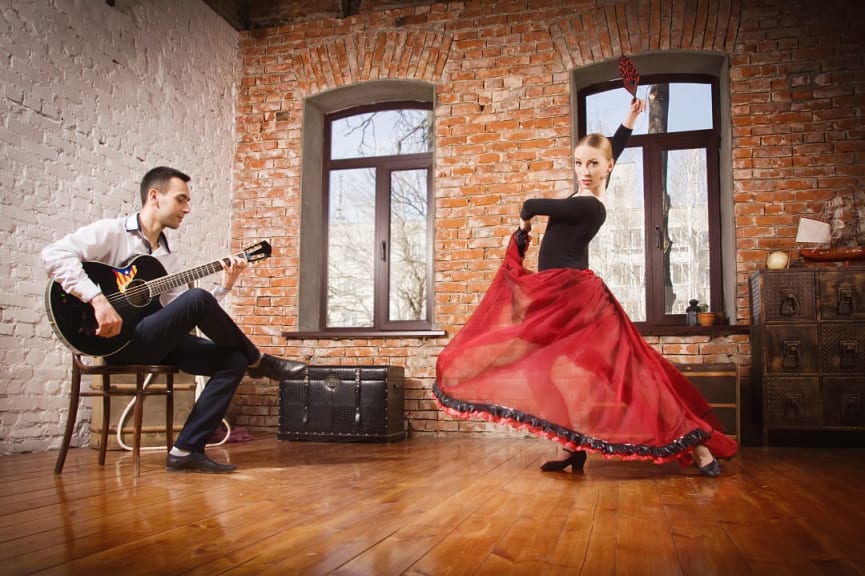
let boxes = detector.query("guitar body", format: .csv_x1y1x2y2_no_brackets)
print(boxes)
46,256,168,357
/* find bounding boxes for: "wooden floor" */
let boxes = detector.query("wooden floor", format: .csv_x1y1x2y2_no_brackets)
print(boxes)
1,435,864,576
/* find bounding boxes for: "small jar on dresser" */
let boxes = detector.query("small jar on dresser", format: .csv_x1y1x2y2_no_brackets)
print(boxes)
750,266,865,443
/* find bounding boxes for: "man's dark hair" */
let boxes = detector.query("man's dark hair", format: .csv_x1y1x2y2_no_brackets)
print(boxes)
140,166,191,205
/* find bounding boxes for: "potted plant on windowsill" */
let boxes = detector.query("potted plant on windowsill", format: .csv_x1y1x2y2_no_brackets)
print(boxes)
697,304,715,326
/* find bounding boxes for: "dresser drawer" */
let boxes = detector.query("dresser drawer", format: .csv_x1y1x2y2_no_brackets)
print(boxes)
820,322,865,373
764,376,822,428
824,377,865,427
818,270,865,321
763,325,820,374
751,269,816,324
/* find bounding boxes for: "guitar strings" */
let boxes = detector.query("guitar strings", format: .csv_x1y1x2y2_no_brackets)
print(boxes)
102,268,219,309
99,252,256,310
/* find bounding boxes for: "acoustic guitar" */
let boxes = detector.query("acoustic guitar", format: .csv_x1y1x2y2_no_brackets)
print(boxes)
45,240,271,357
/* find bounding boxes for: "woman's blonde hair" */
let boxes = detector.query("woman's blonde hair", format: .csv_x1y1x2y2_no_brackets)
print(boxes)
575,133,613,160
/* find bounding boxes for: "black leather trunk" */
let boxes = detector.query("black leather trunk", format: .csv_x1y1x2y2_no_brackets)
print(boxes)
278,365,405,442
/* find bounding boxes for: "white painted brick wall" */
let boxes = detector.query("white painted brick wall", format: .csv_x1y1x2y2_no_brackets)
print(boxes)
0,0,239,454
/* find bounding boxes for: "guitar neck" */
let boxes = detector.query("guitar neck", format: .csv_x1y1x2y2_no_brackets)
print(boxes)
146,254,239,296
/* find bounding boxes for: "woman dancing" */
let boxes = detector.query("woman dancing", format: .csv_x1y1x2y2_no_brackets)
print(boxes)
434,99,737,477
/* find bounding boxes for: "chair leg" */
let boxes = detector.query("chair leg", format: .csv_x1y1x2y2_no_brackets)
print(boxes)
55,359,82,474
98,373,110,466
133,371,145,478
165,373,174,451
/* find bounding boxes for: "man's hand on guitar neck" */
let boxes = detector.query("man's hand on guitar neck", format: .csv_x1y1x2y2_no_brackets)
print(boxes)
91,294,123,338
220,254,249,291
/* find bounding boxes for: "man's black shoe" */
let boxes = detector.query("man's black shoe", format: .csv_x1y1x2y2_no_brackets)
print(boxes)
247,354,307,380
165,452,237,474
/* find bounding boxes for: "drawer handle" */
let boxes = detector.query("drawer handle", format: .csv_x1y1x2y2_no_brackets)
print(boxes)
840,340,857,369
779,291,800,316
782,340,801,370
783,393,802,422
837,286,856,315
841,393,860,423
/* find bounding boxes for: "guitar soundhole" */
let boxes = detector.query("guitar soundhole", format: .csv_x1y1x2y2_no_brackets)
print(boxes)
125,279,152,307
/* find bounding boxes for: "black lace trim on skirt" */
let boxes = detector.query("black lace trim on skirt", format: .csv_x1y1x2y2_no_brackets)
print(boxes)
433,381,710,460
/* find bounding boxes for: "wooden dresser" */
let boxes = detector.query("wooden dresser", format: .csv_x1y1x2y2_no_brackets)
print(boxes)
750,266,865,442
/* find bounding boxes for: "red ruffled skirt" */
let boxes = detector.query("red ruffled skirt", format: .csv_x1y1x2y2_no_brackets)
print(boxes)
434,233,738,466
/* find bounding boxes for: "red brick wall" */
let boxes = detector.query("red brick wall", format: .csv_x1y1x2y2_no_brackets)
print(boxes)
226,0,865,438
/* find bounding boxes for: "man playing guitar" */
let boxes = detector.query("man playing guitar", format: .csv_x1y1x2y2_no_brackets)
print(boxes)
43,166,305,474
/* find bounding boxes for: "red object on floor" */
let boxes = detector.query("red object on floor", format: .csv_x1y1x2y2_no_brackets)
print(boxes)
209,426,254,444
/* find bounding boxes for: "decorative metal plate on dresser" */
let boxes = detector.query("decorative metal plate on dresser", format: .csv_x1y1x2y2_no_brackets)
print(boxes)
750,267,865,442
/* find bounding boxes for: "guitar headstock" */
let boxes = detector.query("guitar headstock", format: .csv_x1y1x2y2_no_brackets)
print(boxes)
243,240,272,263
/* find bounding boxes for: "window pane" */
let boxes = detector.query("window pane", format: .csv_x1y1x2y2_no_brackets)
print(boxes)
664,149,710,313
331,109,432,159
590,147,646,321
389,169,428,322
326,168,375,327
585,83,712,135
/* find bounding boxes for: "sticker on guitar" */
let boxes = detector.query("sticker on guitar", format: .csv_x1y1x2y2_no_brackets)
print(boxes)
113,264,139,294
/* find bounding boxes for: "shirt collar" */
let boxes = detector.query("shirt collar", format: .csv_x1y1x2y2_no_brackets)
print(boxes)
126,213,172,253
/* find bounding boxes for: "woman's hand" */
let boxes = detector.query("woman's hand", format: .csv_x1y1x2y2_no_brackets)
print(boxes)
515,220,531,257
622,98,646,129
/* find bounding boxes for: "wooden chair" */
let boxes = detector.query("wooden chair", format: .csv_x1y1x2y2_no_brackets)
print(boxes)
55,354,177,478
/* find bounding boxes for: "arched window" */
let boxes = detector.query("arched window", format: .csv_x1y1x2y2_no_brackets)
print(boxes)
296,81,437,334
574,53,734,328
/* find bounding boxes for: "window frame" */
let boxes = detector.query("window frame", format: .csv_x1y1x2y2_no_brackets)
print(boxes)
578,73,724,327
321,101,434,332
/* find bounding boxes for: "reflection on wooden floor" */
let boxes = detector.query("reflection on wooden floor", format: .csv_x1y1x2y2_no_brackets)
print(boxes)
1,434,864,575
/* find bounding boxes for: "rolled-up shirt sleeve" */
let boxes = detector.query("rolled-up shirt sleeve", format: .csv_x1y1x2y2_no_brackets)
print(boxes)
41,219,122,303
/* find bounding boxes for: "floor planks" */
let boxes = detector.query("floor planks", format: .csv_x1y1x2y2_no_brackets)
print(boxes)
1,434,864,575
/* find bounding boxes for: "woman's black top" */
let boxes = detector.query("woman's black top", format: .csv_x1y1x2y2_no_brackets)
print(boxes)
520,125,632,271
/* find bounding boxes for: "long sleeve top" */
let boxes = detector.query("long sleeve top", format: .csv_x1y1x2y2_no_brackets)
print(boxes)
520,124,633,270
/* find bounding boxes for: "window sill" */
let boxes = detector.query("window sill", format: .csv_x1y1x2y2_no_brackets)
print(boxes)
283,329,448,340
636,324,751,337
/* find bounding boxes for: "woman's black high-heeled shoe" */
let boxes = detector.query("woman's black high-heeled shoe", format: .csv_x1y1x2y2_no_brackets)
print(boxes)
540,449,587,472
696,458,721,478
